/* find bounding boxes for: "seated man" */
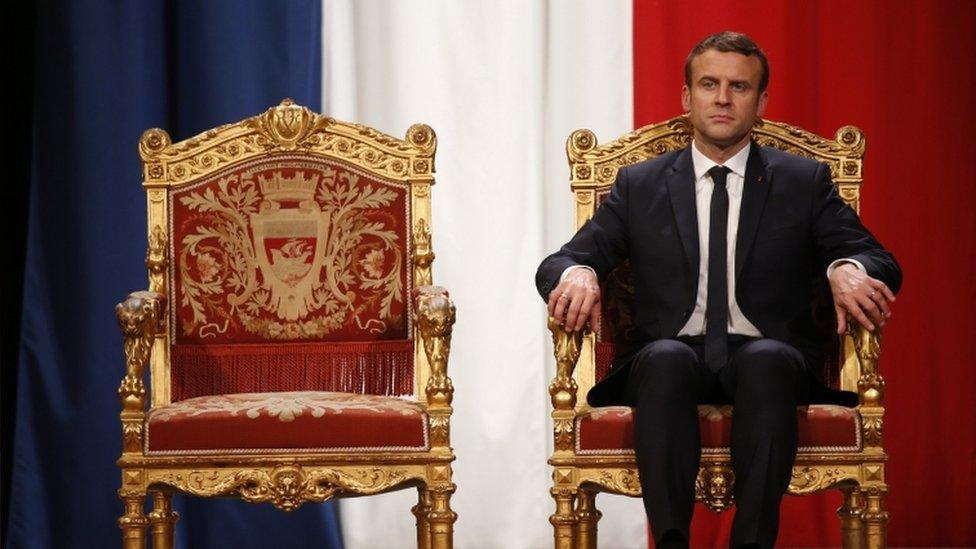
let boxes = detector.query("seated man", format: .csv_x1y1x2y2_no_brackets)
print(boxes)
535,31,901,549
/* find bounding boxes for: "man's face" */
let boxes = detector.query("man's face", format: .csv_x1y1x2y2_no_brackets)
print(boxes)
682,49,768,150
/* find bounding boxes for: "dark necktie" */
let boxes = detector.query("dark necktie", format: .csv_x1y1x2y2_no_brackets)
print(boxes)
705,166,731,372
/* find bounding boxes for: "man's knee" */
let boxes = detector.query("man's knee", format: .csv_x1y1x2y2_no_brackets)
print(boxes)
729,339,806,400
631,339,700,392
734,339,804,375
635,339,698,368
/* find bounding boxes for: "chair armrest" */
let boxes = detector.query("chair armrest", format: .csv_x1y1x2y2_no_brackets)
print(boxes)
414,285,455,449
849,322,885,406
547,318,584,453
115,291,166,454
848,321,886,449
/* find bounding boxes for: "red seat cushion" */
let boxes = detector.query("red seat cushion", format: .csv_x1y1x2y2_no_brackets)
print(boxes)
145,391,429,455
576,405,861,455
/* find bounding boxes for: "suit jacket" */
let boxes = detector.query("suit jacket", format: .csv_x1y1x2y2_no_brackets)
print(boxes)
536,143,902,408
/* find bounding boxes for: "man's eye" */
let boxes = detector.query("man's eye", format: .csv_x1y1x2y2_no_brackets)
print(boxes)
732,83,746,91
702,81,716,89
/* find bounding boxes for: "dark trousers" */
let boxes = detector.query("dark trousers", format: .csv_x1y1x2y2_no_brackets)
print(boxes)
624,336,811,549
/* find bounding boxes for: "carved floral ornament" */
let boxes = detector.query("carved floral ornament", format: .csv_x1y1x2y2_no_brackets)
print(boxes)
568,117,864,187
581,463,865,510
140,100,436,185
595,469,640,496
155,466,412,511
254,99,317,149
552,420,574,449
789,466,856,494
429,416,450,443
149,391,423,424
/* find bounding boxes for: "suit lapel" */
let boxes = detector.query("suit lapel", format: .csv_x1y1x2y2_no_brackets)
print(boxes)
664,147,699,285
735,143,773,280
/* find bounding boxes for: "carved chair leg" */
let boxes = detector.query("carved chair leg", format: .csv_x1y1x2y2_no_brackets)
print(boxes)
412,486,433,549
118,493,149,549
838,486,865,549
148,490,179,549
574,488,601,549
550,487,579,549
428,484,457,549
862,485,889,549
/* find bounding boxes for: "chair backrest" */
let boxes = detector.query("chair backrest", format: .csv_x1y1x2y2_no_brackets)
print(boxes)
565,116,866,403
140,100,439,406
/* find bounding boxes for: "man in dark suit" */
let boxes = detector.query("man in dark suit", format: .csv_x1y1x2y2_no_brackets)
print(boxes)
535,32,901,549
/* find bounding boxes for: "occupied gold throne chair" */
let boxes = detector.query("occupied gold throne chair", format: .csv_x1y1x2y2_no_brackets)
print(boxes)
547,117,888,548
116,100,457,548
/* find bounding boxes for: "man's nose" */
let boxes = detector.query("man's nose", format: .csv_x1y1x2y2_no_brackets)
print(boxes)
715,83,731,105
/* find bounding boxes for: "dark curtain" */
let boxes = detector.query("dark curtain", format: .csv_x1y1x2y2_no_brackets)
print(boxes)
5,1,343,547
633,0,976,546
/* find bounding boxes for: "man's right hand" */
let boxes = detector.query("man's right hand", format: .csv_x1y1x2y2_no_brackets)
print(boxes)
547,267,601,332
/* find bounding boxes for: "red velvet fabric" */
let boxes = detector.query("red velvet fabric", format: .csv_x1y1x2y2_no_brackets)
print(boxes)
633,2,976,545
576,405,860,455
145,391,428,454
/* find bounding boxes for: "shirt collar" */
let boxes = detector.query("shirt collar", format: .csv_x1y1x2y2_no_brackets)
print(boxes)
691,140,751,182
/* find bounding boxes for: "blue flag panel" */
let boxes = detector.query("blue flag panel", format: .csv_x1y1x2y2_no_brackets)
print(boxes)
7,1,343,547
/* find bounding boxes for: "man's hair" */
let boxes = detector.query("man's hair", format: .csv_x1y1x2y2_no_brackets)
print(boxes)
684,31,769,93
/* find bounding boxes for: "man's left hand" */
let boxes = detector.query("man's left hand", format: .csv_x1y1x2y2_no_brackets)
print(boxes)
828,263,896,334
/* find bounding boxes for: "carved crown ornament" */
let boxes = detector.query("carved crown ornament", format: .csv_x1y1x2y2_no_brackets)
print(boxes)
140,99,437,186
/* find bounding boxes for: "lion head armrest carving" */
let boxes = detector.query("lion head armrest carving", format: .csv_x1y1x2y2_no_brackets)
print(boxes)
848,321,885,450
414,285,455,450
115,291,166,453
548,319,584,454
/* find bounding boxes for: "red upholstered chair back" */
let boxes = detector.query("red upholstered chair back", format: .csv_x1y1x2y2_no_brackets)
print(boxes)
566,117,867,399
140,101,439,405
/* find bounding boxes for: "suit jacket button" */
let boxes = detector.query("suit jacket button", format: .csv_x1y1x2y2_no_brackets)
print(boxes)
682,310,690,318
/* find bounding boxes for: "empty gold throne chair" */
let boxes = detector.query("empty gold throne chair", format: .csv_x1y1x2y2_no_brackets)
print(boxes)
115,100,457,548
547,117,889,548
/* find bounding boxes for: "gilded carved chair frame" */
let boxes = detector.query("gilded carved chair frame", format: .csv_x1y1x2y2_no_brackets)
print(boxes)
116,100,456,549
547,116,888,549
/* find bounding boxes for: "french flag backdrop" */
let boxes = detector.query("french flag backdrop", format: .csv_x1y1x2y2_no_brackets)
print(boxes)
5,1,973,548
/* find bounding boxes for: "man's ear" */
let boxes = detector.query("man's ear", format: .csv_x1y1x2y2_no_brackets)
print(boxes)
681,85,691,112
757,90,769,117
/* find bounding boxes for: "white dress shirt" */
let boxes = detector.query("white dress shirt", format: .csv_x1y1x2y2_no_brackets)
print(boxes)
679,141,761,336
560,140,863,337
